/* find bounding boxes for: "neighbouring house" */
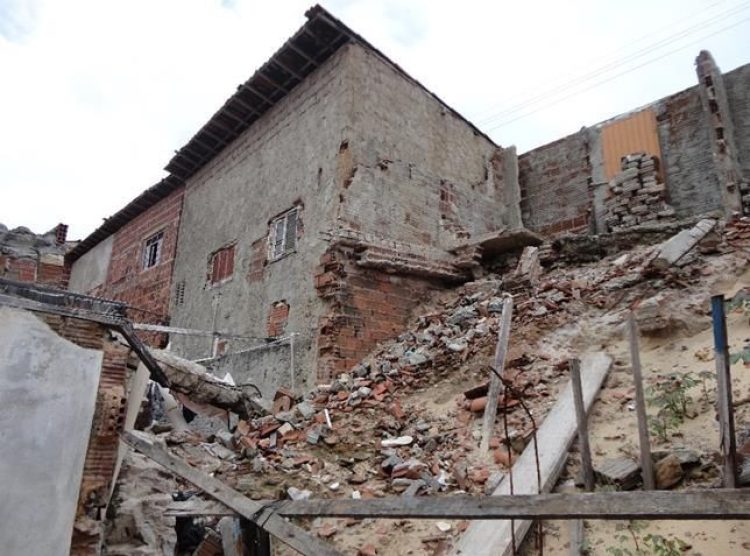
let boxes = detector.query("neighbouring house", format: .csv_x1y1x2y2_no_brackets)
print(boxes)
66,5,750,400
0,222,71,287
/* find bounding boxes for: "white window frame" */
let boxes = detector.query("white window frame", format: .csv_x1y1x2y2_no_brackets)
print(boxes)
268,207,299,261
142,231,164,270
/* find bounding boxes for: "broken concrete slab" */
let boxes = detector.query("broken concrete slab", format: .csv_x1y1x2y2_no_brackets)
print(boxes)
0,307,103,556
651,219,716,268
596,458,642,490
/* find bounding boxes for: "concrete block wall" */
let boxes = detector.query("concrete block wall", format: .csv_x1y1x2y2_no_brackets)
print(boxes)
656,86,722,216
725,64,750,186
519,58,750,236
518,131,593,235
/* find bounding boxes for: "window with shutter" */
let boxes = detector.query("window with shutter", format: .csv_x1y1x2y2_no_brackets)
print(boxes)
268,207,300,261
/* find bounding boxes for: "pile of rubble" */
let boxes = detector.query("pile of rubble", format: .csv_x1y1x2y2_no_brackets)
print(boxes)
604,153,676,232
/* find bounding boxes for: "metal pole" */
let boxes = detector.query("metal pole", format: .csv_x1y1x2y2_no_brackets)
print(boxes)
711,294,738,488
627,313,655,490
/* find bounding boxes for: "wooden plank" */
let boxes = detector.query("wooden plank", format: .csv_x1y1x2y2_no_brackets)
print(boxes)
628,313,655,490
569,520,584,556
452,352,612,556
711,295,739,487
165,490,750,520
121,431,341,556
270,490,750,520
570,359,595,491
479,295,513,452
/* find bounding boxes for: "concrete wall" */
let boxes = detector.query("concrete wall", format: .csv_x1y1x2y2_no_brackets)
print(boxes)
68,235,113,293
725,64,750,182
0,307,102,556
339,45,514,248
168,44,355,390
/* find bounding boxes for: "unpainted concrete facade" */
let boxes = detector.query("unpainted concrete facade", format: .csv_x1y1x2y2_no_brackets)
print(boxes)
169,42,519,391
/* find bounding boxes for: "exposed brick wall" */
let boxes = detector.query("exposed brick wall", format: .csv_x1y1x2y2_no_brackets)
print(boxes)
314,245,444,382
38,313,131,555
267,300,290,337
98,187,184,345
519,132,592,236
0,254,69,287
247,236,267,283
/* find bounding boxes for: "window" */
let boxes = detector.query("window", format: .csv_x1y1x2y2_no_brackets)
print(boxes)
209,244,235,285
268,207,299,261
142,231,164,270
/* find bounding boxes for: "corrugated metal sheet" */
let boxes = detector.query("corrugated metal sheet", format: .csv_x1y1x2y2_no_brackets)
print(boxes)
601,109,662,180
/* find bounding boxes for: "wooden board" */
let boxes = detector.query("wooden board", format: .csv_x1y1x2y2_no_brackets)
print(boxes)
165,490,750,520
121,431,341,556
452,352,611,556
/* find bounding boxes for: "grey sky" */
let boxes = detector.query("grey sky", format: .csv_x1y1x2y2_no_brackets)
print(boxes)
1,0,749,239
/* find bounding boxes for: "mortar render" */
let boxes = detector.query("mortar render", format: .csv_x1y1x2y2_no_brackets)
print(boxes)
340,44,515,249
0,307,103,556
168,45,358,392
68,235,113,293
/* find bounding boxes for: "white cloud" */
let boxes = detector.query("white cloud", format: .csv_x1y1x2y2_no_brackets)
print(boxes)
1,0,749,239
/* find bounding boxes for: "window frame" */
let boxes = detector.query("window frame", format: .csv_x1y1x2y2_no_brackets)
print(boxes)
142,230,165,271
208,243,236,287
267,207,300,262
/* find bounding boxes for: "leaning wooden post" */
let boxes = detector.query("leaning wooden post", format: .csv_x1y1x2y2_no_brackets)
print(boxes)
627,313,655,490
480,295,514,453
570,359,595,492
711,294,738,488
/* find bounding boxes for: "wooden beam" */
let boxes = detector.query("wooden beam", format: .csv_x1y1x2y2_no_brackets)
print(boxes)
165,490,750,520
628,313,655,490
570,359,595,492
121,431,341,556
479,295,513,452
452,352,612,556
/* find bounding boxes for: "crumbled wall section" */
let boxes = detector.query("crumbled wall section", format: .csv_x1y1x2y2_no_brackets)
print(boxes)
0,224,70,287
38,314,131,555
314,244,444,382
95,188,184,345
518,131,593,236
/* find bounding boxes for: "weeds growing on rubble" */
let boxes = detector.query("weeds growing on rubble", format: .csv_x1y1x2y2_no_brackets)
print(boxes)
646,372,698,442
605,521,689,555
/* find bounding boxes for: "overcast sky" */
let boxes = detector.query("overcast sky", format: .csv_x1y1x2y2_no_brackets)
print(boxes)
2,0,749,240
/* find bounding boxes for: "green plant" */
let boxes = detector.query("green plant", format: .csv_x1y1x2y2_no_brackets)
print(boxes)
646,373,698,442
729,343,750,365
697,369,715,404
605,521,688,555
643,533,689,555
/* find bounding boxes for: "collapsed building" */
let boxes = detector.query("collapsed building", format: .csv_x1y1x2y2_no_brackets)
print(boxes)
64,7,750,402
3,4,750,555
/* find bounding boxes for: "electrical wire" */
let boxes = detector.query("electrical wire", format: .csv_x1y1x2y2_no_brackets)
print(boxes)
476,1,750,127
484,15,750,132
